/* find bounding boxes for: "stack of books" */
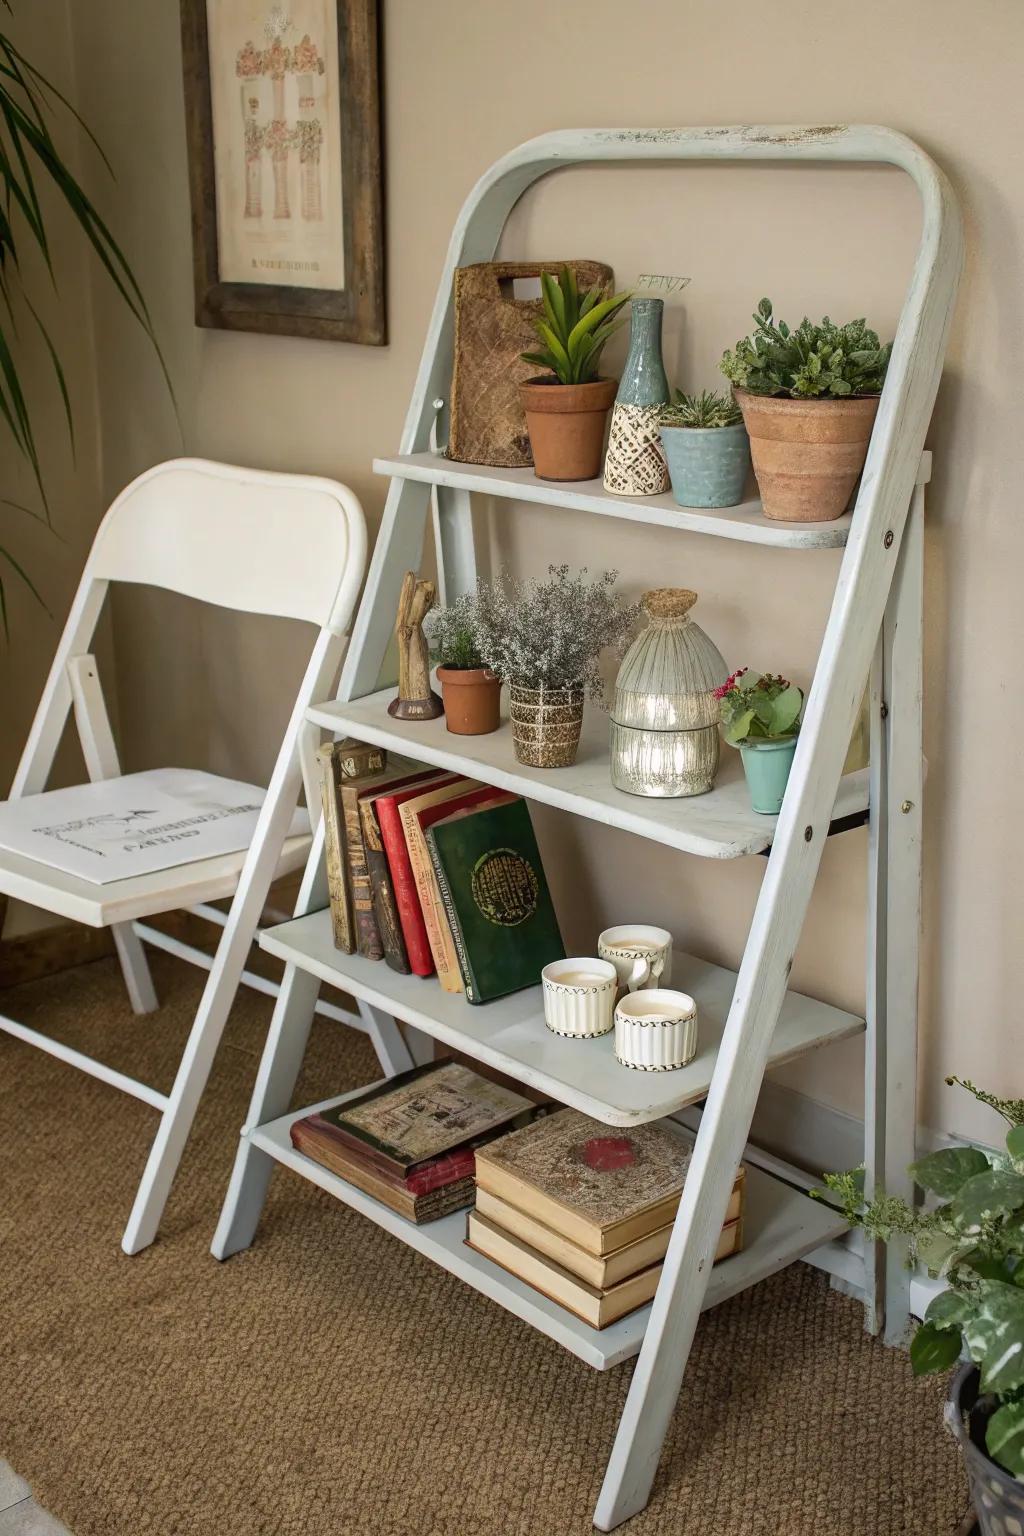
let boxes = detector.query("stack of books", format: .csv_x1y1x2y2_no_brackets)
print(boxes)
317,740,564,1004
289,1060,540,1224
467,1108,745,1328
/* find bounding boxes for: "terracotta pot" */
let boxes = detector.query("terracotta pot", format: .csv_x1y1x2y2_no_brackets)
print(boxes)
508,685,584,768
734,389,880,522
519,377,617,482
436,666,501,735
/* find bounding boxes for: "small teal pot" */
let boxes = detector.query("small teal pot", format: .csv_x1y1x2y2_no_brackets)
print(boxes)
739,736,798,814
660,422,751,509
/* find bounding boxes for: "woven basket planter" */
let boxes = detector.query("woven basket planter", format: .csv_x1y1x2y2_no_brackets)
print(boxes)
509,685,584,768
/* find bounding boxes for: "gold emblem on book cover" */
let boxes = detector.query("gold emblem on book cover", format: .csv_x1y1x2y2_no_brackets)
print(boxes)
471,847,539,927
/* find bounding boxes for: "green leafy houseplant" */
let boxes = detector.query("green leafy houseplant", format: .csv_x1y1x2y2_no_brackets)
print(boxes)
715,669,803,745
521,267,631,387
661,389,743,429
427,591,486,671
425,589,500,736
720,298,892,399
0,7,167,624
818,1077,1024,1480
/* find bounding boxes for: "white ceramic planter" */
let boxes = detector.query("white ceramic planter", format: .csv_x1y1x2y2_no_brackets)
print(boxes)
541,958,617,1038
614,989,699,1071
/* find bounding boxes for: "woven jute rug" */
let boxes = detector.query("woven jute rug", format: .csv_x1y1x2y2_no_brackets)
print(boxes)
0,953,969,1535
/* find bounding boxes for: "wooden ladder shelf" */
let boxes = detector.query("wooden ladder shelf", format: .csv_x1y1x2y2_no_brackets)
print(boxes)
211,125,962,1530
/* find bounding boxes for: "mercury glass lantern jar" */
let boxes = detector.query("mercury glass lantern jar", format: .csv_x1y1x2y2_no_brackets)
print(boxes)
609,589,728,797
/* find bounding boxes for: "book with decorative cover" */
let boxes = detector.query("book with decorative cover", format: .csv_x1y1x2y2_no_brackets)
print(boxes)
339,767,445,960
312,1060,537,1174
474,1108,745,1256
424,799,564,1004
466,1211,742,1327
290,1117,477,1223
315,740,387,952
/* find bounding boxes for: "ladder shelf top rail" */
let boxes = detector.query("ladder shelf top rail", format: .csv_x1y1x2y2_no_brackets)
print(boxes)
307,688,870,861
249,1083,851,1370
257,914,864,1128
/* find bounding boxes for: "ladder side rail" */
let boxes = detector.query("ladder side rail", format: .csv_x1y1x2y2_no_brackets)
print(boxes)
593,152,961,1529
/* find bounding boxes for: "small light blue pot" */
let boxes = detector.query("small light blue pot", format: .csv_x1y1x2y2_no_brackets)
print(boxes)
660,422,751,509
739,736,798,814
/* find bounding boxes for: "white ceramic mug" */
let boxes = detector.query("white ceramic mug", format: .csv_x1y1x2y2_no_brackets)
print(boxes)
598,925,673,995
541,958,618,1038
614,988,698,1072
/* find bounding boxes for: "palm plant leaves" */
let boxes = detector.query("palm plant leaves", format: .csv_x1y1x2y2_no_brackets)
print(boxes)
0,9,171,630
522,266,631,386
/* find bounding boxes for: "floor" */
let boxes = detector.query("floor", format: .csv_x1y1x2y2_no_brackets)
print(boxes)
0,951,972,1535
0,1464,69,1535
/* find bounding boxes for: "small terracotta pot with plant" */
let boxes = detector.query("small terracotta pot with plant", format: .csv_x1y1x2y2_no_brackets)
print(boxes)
427,590,501,736
717,668,804,814
818,1076,1024,1536
519,268,631,482
720,299,893,522
475,565,640,769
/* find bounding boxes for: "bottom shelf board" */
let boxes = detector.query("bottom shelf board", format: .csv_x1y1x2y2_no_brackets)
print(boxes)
249,1086,850,1372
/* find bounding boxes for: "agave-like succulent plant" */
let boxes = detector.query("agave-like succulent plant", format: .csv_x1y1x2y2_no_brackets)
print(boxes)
661,389,743,429
521,266,631,387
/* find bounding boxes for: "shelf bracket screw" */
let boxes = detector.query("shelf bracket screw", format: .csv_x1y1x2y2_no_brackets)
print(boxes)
804,825,813,841
884,530,894,548
900,800,914,814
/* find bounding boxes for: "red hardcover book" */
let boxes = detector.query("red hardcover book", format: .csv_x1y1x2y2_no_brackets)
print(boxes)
376,775,464,975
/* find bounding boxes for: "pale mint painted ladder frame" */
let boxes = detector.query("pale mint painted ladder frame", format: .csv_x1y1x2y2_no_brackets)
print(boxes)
213,127,962,1529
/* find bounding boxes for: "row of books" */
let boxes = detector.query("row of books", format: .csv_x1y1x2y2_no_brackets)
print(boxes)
317,740,564,1004
290,1061,744,1330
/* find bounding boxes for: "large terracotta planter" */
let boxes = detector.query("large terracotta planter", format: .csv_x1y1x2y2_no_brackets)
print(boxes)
519,377,616,482
734,389,880,522
436,666,501,736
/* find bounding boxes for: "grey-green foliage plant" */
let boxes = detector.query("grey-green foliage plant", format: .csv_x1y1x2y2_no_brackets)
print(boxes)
0,3,170,626
716,668,803,745
720,298,892,400
817,1077,1024,1478
521,267,631,387
474,565,641,700
661,389,742,430
426,590,486,671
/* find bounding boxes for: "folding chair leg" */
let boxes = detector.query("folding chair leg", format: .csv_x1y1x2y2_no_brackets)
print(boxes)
112,923,159,1014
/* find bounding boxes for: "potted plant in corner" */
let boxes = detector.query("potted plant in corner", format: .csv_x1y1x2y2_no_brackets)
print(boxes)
720,299,892,522
427,589,501,736
475,565,640,768
717,668,803,813
818,1076,1024,1536
659,390,751,509
520,267,631,482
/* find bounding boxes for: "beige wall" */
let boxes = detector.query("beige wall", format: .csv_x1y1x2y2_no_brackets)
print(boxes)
32,0,1022,1143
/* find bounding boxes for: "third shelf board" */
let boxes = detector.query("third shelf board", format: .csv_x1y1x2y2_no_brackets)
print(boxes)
258,915,864,1128
307,689,869,861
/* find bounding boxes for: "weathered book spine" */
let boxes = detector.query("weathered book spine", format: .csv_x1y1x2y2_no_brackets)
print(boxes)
425,828,477,1001
359,798,411,975
377,797,436,977
341,782,383,961
401,807,464,992
316,744,353,952
334,739,387,780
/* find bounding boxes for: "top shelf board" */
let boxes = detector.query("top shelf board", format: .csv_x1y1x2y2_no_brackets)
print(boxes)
374,451,931,552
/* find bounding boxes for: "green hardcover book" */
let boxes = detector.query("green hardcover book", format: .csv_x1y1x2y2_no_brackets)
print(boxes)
425,798,565,1004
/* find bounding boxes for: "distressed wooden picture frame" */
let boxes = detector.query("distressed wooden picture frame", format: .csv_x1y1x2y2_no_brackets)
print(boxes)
180,0,385,345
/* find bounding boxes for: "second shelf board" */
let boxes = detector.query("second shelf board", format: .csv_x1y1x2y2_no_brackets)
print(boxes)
258,912,864,1128
249,1087,851,1371
307,689,869,860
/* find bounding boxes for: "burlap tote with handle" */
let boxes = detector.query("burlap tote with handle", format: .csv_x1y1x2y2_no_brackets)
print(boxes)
448,260,613,468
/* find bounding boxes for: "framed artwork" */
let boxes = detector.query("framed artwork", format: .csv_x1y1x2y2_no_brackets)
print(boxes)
180,0,385,345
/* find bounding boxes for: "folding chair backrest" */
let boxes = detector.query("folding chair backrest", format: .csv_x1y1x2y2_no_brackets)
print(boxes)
89,458,367,633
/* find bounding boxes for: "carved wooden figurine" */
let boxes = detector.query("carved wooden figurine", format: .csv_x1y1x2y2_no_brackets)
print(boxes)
388,570,443,720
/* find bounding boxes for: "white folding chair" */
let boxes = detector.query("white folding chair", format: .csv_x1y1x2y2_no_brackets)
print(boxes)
0,457,367,1254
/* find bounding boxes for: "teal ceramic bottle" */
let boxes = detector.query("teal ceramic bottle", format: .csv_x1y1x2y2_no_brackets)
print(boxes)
603,298,671,496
